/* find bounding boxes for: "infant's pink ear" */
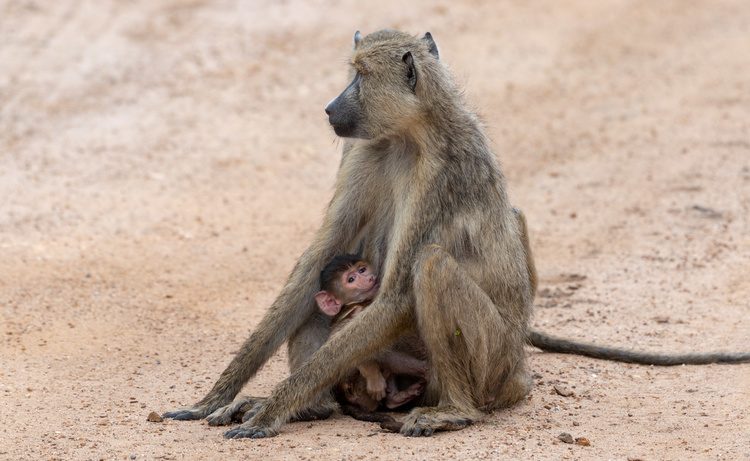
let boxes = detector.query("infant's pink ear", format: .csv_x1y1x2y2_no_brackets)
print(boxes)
314,291,342,316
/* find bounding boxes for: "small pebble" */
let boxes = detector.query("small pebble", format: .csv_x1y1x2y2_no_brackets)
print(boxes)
575,437,591,446
554,384,575,397
147,412,163,423
558,432,574,444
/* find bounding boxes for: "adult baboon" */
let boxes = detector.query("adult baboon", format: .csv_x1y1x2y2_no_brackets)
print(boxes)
164,29,749,439
166,29,534,438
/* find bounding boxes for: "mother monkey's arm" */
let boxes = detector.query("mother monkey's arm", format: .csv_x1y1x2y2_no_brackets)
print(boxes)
163,144,370,422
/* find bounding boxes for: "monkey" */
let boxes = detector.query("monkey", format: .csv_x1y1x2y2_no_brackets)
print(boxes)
315,254,429,412
165,29,535,438
163,29,749,440
314,255,389,408
336,368,428,412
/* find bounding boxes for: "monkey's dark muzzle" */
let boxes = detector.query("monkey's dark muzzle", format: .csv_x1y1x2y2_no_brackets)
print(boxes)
325,73,362,138
327,121,356,138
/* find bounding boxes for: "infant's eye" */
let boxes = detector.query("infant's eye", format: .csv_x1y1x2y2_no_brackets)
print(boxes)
359,267,366,273
348,276,355,283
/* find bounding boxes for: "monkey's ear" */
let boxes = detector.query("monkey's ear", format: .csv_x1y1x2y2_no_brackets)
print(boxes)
421,32,439,58
402,51,418,92
315,291,342,316
354,30,363,47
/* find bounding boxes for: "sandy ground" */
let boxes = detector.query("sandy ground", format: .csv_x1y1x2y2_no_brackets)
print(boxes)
2,0,749,459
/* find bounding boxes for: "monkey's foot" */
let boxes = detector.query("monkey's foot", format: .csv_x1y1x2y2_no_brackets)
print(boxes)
224,422,279,440
205,396,265,426
162,406,206,421
399,405,481,437
163,396,237,422
385,381,425,409
239,397,267,423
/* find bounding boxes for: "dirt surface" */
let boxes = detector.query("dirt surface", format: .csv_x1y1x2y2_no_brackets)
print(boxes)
2,1,749,459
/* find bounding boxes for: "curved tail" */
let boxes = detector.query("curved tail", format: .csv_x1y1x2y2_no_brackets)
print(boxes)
528,330,750,365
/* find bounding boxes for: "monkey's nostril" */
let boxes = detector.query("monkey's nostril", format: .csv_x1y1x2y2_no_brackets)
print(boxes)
324,98,337,116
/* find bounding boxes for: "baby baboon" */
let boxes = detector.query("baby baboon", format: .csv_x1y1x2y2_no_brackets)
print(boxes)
315,255,387,408
316,254,429,412
314,254,379,320
164,29,749,440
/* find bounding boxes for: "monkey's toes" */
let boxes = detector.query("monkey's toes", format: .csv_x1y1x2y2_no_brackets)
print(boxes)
400,409,473,437
401,414,435,437
206,413,232,426
240,404,263,423
403,422,435,437
380,420,404,433
224,425,276,439
162,409,203,421
206,401,248,426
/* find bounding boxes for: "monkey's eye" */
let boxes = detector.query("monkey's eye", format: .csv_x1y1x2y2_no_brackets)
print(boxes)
358,266,366,274
348,276,356,283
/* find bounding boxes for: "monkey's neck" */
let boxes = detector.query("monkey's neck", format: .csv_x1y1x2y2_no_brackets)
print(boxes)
405,104,484,163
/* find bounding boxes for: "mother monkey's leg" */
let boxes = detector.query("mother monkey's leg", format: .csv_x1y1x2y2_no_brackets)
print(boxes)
401,244,532,437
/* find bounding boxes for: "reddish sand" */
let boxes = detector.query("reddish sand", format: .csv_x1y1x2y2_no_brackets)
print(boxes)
2,1,748,459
